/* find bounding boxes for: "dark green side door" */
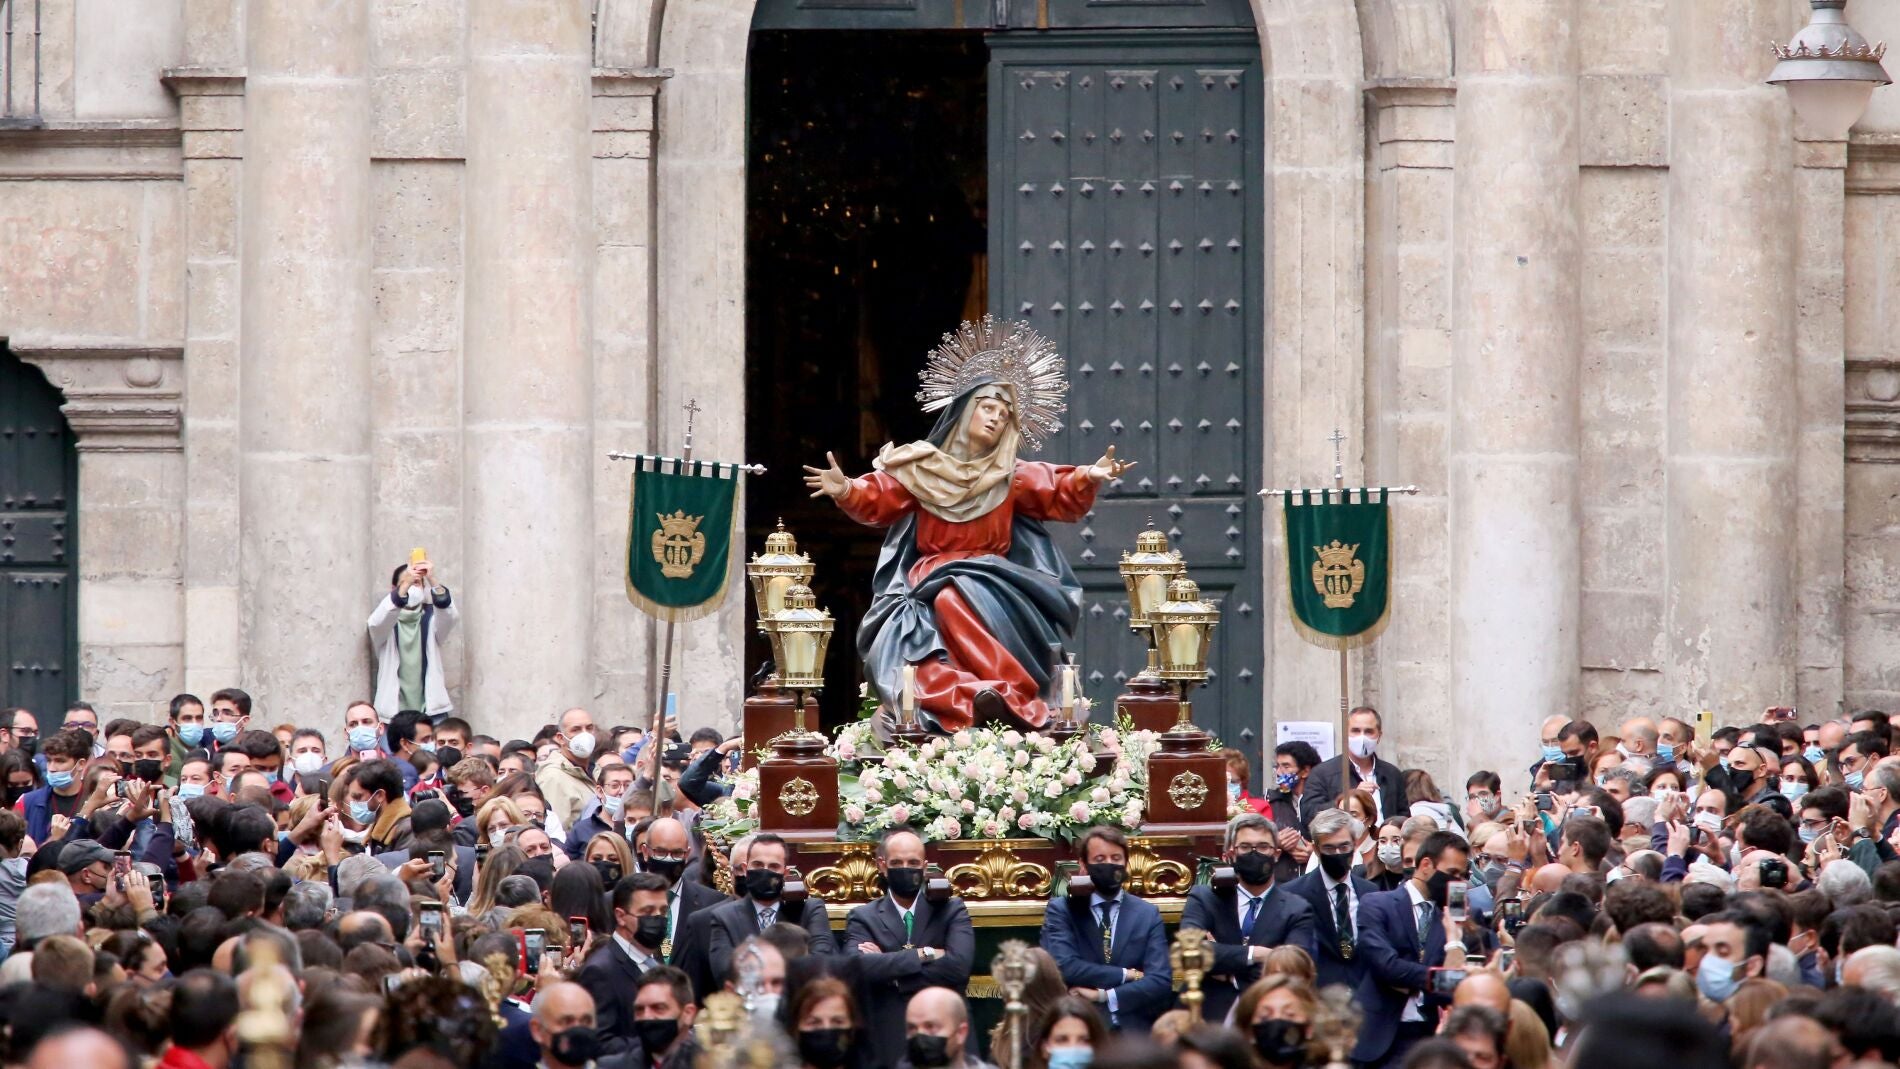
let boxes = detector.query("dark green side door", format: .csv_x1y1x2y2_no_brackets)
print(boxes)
989,33,1264,750
0,349,77,717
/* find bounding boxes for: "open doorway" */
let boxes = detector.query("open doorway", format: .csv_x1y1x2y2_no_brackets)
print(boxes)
744,30,989,727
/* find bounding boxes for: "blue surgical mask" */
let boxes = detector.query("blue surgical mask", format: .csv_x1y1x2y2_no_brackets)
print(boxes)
1783,781,1808,802
1847,770,1865,790
1718,755,1731,771
263,771,280,785
349,799,376,826
417,742,436,754
176,724,204,747
1048,1049,1093,1069
1799,825,1818,844
211,722,239,744
178,782,205,799
1805,745,1826,766
348,726,380,752
44,770,73,790
1658,742,1675,763
1275,771,1298,793
1542,745,1563,764
1696,954,1743,1002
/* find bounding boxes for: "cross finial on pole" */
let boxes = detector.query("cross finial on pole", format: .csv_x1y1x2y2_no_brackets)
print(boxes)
1328,428,1345,488
681,398,702,460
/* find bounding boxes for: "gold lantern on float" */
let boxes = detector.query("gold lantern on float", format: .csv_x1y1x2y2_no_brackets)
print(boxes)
763,584,833,734
1120,523,1184,674
1150,576,1220,729
747,520,815,627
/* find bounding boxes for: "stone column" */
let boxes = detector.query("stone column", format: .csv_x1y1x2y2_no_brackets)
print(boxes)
463,0,594,731
1663,0,1796,718
237,0,373,718
1793,131,1847,716
1447,0,1582,776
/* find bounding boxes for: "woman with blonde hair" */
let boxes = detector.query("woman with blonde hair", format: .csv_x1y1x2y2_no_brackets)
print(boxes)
1260,945,1315,985
475,796,526,849
1504,999,1552,1069
1233,976,1320,1069
466,844,526,923
583,832,635,887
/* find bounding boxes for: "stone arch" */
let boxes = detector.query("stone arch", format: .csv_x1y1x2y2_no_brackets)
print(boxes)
627,0,1371,724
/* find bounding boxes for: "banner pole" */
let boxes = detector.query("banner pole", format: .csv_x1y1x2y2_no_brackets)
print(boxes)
651,398,700,783
1330,428,1349,762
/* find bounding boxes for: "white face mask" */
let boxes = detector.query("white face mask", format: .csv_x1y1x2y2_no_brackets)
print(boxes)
490,827,510,849
338,825,368,844
567,731,597,761
1348,735,1378,760
292,752,326,775
750,993,781,1022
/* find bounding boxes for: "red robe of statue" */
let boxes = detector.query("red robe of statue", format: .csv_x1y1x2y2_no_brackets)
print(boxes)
840,461,1097,731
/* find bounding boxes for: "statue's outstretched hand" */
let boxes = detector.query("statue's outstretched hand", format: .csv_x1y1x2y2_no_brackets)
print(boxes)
803,451,851,499
1086,444,1138,483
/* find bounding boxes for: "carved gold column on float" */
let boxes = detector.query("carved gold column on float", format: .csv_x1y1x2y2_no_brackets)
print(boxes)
1116,523,1188,733
744,522,815,769
756,585,840,841
1142,576,1229,830
1172,928,1212,1020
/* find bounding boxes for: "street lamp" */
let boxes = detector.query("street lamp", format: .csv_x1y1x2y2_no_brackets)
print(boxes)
1770,0,1890,140
1149,576,1220,732
763,584,834,736
1119,522,1184,677
746,520,815,626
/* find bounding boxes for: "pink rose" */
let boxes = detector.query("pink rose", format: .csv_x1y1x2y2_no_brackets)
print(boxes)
1070,802,1091,822
1018,813,1037,829
941,821,962,840
837,739,857,761
961,799,976,814
844,805,866,823
1060,771,1081,787
891,804,911,825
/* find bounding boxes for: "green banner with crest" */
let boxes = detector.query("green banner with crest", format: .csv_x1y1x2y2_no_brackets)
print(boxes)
625,459,742,623
1282,488,1391,650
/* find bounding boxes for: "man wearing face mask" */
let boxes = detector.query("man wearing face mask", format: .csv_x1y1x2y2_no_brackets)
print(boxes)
638,817,727,971
1691,911,1770,1004
705,833,837,983
345,760,414,853
565,763,636,860
1181,814,1318,1022
1285,808,1378,993
674,833,751,1000
1040,825,1171,1032
900,987,997,1069
1724,746,1786,812
845,826,976,1054
1350,830,1470,1069
530,981,608,1069
1298,708,1405,834
19,729,93,844
628,967,700,1069
578,872,672,1052
538,707,601,829
384,710,434,794
161,694,205,789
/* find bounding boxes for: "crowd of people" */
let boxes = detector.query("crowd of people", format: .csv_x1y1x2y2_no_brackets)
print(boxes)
0,688,1888,1069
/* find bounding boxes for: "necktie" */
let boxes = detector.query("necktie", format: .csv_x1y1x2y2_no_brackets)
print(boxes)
903,909,914,948
1098,902,1114,961
1332,884,1354,958
1242,893,1263,938
759,906,776,930
662,890,677,961
1415,901,1435,954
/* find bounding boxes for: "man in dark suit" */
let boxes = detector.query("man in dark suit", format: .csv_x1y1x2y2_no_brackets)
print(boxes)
374,799,477,901
843,827,976,1054
1039,825,1174,1032
1351,830,1470,1069
1180,813,1318,1023
704,832,835,983
1299,707,1406,833
637,816,728,970
577,872,671,1053
673,831,748,1002
1284,807,1378,993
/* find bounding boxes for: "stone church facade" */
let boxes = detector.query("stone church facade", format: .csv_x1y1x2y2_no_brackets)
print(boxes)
1,0,1898,784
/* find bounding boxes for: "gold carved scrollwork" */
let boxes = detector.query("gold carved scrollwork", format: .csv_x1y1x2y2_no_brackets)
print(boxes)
807,843,885,903
780,777,820,817
1167,770,1209,810
1126,840,1193,897
943,841,1053,901
709,844,734,896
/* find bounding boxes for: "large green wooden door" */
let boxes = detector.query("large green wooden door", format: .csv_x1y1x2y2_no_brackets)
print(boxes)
989,34,1264,752
0,350,77,717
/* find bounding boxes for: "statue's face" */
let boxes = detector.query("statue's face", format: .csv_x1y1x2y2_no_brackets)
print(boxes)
965,396,1012,452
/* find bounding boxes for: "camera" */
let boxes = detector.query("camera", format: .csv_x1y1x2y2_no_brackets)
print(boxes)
1759,857,1788,889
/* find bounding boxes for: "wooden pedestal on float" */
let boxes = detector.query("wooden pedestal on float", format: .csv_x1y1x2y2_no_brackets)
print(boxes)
1142,724,1229,835
1115,675,1185,734
741,682,801,770
756,731,840,842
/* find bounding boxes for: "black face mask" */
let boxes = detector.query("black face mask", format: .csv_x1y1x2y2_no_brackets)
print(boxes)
591,860,622,887
1253,1019,1307,1066
632,1018,680,1056
132,759,163,783
118,761,135,780
744,868,785,902
1086,863,1126,896
1425,870,1453,908
886,865,926,899
906,1034,951,1069
634,914,668,951
550,1026,601,1066
449,789,476,818
644,856,685,885
14,736,35,758
1317,852,1354,880
798,1028,853,1069
1232,850,1274,886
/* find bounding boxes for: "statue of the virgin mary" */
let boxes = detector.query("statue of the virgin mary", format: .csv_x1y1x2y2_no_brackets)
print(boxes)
803,317,1134,732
